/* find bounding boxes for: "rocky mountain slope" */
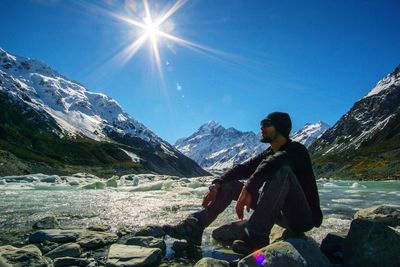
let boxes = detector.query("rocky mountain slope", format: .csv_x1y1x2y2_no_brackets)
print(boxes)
310,65,400,179
290,121,330,148
0,48,209,177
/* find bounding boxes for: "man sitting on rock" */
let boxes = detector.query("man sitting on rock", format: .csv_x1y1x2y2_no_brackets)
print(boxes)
163,112,323,255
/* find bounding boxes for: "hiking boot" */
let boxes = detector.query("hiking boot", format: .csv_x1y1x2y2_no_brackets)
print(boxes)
232,230,269,255
162,217,204,246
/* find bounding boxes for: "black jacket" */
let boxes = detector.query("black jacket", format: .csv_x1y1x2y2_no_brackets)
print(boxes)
212,139,323,227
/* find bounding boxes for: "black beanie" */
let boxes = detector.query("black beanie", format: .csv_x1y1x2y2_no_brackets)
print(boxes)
261,112,292,138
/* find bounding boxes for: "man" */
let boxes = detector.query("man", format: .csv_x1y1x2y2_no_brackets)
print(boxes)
163,112,323,255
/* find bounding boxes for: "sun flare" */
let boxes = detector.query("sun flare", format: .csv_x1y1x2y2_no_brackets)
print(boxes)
88,0,247,84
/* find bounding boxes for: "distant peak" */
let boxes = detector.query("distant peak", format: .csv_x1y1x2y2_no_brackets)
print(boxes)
315,120,330,126
304,121,329,127
0,48,16,61
197,120,223,133
364,65,400,99
206,120,219,126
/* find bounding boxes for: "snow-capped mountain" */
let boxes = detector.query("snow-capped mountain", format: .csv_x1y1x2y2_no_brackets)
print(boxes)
290,121,330,148
174,121,267,171
310,65,400,179
0,48,208,177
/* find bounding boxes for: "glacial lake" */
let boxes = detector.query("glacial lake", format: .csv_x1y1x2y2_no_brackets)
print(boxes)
0,173,399,260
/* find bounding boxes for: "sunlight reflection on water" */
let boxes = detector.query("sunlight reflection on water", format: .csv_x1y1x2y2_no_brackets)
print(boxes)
0,176,399,247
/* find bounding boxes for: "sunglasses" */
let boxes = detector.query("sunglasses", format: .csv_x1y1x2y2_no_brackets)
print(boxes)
260,120,273,127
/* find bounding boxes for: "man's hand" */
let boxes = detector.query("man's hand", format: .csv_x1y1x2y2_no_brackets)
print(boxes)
236,186,252,220
202,183,220,209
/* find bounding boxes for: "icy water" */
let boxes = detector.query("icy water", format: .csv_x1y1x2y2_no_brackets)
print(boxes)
0,173,399,261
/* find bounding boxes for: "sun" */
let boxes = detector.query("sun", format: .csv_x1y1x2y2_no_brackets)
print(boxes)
94,0,241,81
144,17,160,39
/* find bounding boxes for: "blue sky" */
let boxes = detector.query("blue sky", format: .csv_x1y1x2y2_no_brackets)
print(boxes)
1,0,399,144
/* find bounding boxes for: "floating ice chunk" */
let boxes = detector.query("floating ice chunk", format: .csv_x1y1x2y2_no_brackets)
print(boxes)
1,175,40,183
322,182,339,187
129,181,169,192
351,182,366,188
332,198,363,204
81,181,106,190
106,176,119,187
186,180,205,189
121,175,140,186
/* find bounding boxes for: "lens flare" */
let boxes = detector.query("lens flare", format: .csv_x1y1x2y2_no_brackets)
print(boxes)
252,250,266,265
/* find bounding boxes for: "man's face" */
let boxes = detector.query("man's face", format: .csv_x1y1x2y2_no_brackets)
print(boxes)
260,121,278,143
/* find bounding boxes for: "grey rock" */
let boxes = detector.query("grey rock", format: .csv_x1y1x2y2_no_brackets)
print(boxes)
159,258,195,267
212,221,285,245
44,242,82,259
194,257,230,267
40,240,60,254
171,241,202,260
29,229,117,250
21,244,42,256
354,205,400,227
211,220,247,244
53,256,92,267
123,236,166,253
33,216,61,229
77,231,118,250
105,244,162,267
0,245,53,267
117,226,134,237
135,225,165,238
320,232,346,265
30,229,82,243
343,219,400,267
238,238,331,267
87,224,111,232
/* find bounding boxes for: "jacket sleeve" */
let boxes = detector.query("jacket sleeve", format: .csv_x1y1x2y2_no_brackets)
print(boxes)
212,149,269,185
244,150,289,195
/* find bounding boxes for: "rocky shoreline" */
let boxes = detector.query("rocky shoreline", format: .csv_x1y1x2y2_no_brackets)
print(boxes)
0,204,399,267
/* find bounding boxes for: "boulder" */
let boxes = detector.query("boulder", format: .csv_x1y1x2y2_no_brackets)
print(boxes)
238,238,331,267
211,221,285,245
40,240,60,254
29,229,82,243
320,232,346,266
0,245,53,267
77,231,118,250
135,225,165,238
87,224,111,232
29,229,118,250
211,220,247,244
123,236,166,253
44,242,82,259
171,241,202,260
33,215,60,229
105,244,162,267
343,219,400,267
354,205,400,227
194,257,230,267
20,244,42,256
53,256,93,267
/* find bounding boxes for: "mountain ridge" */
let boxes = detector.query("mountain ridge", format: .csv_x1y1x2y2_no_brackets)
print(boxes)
309,65,400,179
0,48,209,177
